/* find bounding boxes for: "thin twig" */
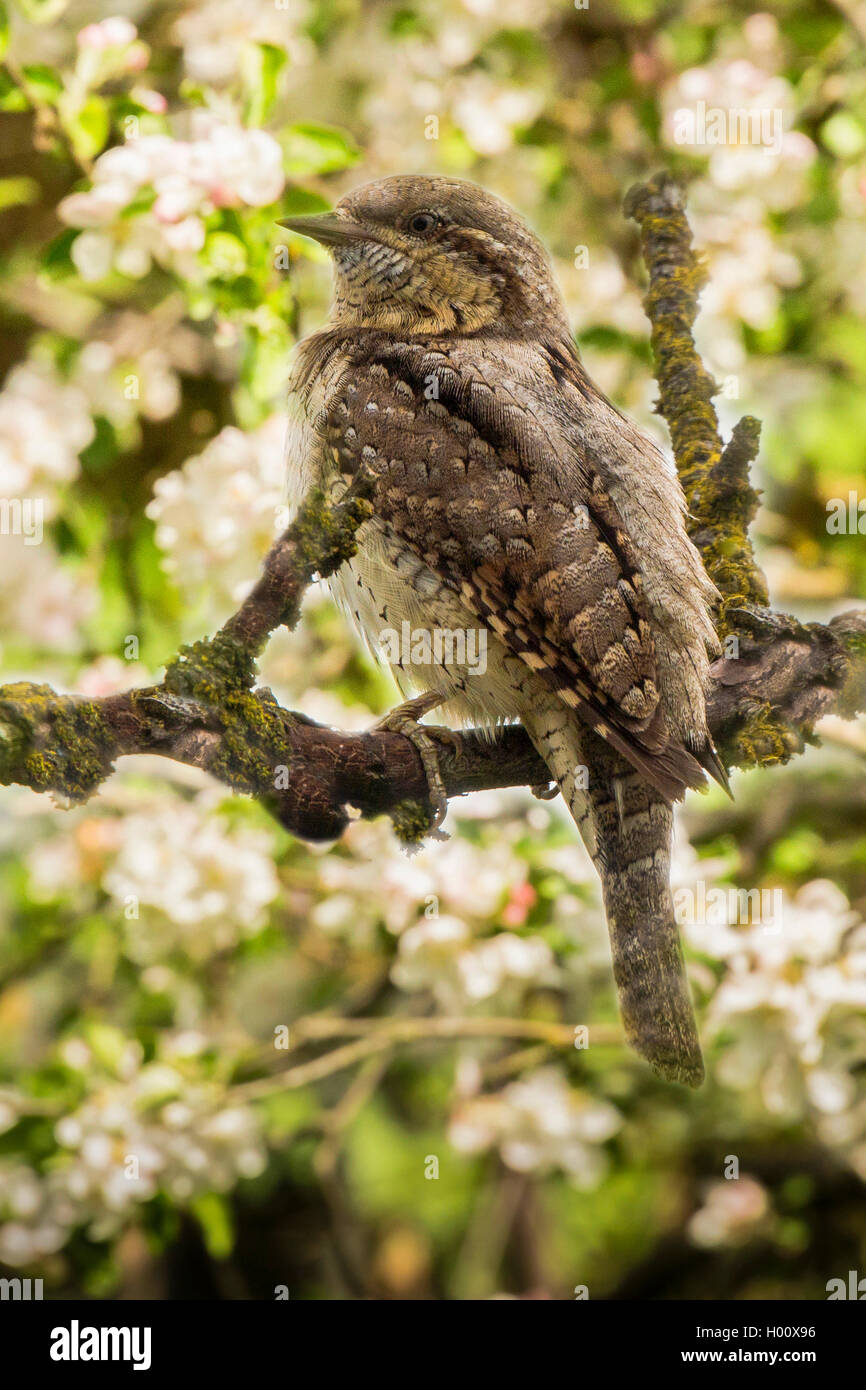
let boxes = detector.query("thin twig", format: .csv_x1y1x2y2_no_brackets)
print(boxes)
234,1016,616,1100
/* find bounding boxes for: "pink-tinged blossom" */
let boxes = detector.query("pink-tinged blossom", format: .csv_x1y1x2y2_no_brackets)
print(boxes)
77,18,138,51
59,117,285,279
132,88,168,114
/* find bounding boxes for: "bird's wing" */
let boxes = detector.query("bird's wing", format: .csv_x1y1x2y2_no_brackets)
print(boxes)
326,338,708,800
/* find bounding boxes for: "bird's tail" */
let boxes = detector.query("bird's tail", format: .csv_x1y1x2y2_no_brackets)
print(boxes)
522,697,704,1087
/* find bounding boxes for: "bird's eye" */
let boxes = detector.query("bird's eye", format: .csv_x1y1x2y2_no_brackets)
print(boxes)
407,211,439,235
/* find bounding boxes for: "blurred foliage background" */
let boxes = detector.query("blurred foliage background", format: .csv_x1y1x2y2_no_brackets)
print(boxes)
1,0,866,1301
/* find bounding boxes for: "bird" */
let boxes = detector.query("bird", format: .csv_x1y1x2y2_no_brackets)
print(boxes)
280,174,729,1087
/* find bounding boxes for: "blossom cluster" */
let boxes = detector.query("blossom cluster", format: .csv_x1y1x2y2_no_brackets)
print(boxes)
661,21,817,369
146,415,287,617
60,114,285,281
0,361,93,506
26,790,281,964
0,1036,265,1267
686,877,866,1175
450,1068,621,1188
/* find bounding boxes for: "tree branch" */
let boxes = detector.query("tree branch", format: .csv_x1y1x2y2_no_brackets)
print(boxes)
624,170,866,768
234,1016,616,1099
624,171,769,627
1,173,864,838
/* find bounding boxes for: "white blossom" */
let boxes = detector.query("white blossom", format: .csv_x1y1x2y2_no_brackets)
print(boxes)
0,536,94,651
0,361,93,502
73,339,181,427
0,1047,267,1262
172,0,314,85
146,415,286,618
451,74,543,157
450,1068,620,1186
60,116,285,280
688,1176,770,1248
688,879,866,1144
392,917,556,1009
102,796,280,961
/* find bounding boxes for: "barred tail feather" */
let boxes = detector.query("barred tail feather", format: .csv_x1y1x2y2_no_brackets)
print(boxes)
522,699,704,1087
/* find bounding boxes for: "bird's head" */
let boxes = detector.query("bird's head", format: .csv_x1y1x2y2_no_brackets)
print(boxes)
278,175,570,338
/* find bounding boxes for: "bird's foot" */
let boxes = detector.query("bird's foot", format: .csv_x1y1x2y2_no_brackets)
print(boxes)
373,691,458,833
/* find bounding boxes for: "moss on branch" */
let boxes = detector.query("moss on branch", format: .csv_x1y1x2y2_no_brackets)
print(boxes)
0,682,115,801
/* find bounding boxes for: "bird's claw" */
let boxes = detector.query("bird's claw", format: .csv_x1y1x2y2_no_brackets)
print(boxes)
374,692,455,831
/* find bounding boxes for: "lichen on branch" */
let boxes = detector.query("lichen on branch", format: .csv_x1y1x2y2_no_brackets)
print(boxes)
0,682,114,802
625,172,769,632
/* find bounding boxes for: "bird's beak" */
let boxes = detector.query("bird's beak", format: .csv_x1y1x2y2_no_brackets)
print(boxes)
275,212,370,247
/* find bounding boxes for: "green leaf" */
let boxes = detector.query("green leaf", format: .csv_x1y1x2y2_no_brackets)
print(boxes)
119,187,157,219
820,112,866,159
178,78,210,108
389,8,433,39
282,122,360,175
0,69,28,111
79,416,118,477
39,227,78,277
0,4,9,62
242,40,287,127
200,230,248,279
65,95,110,161
258,1089,317,1139
82,1022,131,1076
14,0,69,20
816,314,866,377
278,186,331,217
190,1192,235,1259
186,289,216,320
0,175,39,210
141,1193,181,1252
21,63,63,105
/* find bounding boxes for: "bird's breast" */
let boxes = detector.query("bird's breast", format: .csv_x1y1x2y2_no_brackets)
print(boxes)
329,516,529,732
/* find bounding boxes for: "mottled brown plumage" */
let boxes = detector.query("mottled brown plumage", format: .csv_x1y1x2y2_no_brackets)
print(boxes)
283,175,729,1086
